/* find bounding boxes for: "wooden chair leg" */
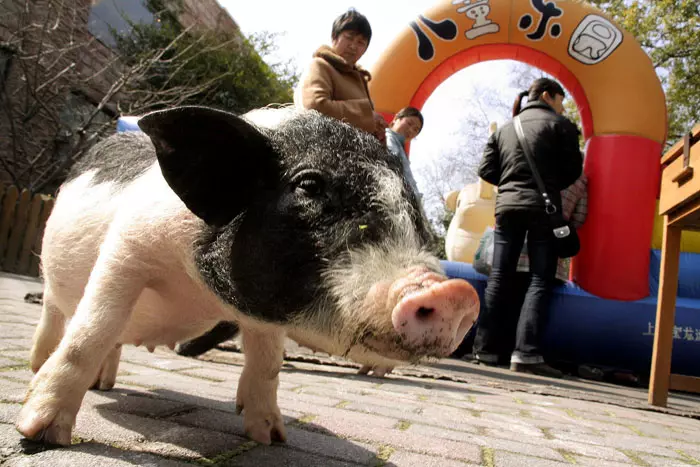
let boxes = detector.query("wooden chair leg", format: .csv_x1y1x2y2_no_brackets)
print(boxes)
648,217,682,407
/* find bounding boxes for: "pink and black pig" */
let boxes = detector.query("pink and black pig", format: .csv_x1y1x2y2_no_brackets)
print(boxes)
17,106,479,446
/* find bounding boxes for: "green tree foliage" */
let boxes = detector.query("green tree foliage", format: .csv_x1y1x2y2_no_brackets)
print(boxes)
114,2,296,115
589,0,700,145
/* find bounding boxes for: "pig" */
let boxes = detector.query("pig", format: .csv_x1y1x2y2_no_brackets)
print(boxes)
16,105,479,446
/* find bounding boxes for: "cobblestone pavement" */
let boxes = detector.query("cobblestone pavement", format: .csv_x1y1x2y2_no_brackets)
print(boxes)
1,272,699,466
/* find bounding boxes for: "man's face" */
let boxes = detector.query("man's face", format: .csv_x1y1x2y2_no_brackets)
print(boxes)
332,30,369,65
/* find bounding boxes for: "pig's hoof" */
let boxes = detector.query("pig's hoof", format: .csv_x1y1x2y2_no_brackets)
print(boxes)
16,405,75,446
357,365,393,377
238,407,287,445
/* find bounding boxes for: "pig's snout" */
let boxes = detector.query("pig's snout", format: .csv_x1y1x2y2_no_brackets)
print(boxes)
390,272,479,357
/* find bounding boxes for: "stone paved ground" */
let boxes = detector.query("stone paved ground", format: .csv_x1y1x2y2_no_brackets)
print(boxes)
1,272,700,466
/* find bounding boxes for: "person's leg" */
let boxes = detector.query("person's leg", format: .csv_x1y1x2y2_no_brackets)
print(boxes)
473,211,527,364
511,212,561,377
500,272,530,361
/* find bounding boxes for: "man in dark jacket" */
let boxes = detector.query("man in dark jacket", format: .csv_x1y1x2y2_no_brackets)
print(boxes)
473,78,583,378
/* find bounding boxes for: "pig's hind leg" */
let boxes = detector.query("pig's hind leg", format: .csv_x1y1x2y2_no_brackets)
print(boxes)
29,289,66,374
236,326,287,445
17,238,148,445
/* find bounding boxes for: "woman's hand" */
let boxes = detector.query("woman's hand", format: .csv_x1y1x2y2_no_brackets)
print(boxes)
373,112,387,144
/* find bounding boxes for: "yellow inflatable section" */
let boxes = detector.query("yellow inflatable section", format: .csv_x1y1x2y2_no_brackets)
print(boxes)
651,202,700,253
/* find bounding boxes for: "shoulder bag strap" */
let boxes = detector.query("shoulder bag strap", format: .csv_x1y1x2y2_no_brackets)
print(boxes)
513,115,557,214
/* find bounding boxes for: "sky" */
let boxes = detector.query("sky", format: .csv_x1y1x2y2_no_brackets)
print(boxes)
219,1,532,216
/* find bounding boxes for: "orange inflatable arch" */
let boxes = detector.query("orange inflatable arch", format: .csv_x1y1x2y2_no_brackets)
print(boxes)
369,0,667,301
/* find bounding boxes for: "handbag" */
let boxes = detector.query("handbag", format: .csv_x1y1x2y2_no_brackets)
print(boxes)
513,116,580,259
473,227,495,276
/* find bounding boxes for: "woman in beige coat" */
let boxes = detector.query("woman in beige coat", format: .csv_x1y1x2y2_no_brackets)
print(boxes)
295,8,387,143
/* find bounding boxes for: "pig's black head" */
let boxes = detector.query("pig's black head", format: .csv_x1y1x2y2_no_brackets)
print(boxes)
139,106,439,350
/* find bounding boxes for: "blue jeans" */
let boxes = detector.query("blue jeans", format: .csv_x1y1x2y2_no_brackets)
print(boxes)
473,210,558,364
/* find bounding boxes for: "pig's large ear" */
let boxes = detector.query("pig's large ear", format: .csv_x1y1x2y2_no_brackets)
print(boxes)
138,106,279,227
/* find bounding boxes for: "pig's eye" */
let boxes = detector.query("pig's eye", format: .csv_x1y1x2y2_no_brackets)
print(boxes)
294,173,326,198
297,179,323,197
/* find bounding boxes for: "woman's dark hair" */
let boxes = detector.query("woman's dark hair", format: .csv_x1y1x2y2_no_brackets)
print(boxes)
511,78,566,117
331,8,372,44
394,106,424,133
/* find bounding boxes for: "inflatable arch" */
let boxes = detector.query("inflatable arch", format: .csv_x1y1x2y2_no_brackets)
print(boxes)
370,0,667,301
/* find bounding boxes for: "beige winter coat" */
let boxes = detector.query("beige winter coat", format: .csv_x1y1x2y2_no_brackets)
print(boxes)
295,45,375,133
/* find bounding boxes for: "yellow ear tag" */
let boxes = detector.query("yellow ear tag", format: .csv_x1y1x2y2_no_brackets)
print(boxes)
359,225,368,230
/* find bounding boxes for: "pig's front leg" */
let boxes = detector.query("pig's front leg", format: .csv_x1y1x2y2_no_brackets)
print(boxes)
236,326,286,445
16,246,146,445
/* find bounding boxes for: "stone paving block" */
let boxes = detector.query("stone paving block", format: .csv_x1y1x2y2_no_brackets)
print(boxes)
675,446,700,461
166,406,305,437
1,339,33,349
0,341,28,351
0,323,36,339
283,425,379,464
177,365,241,382
0,357,24,367
388,450,476,466
626,420,700,442
483,426,547,440
123,383,241,413
3,442,194,467
0,350,30,362
225,444,363,467
280,370,356,388
603,432,700,457
0,377,26,403
344,401,489,436
73,407,247,460
548,428,687,459
82,389,194,419
277,390,345,412
575,419,648,435
475,417,573,438
493,450,569,466
0,422,27,462
527,405,600,423
119,352,201,372
544,438,632,463
376,378,474,398
0,402,21,423
303,384,428,407
641,412,700,430
310,414,482,463
116,367,233,392
405,422,480,441
570,456,636,466
305,383,429,404
0,314,39,326
476,411,554,436
0,368,33,384
467,434,566,461
636,454,690,466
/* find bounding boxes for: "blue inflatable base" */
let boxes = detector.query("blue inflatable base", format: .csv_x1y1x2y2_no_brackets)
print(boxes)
441,259,700,377
116,116,141,133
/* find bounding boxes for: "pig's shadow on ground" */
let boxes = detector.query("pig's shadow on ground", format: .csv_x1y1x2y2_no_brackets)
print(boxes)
280,363,495,396
92,387,398,466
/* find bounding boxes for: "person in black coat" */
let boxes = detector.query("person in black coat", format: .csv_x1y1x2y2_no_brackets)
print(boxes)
474,78,583,378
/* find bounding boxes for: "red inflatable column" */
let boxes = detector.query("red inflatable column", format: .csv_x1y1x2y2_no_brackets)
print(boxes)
572,135,662,301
